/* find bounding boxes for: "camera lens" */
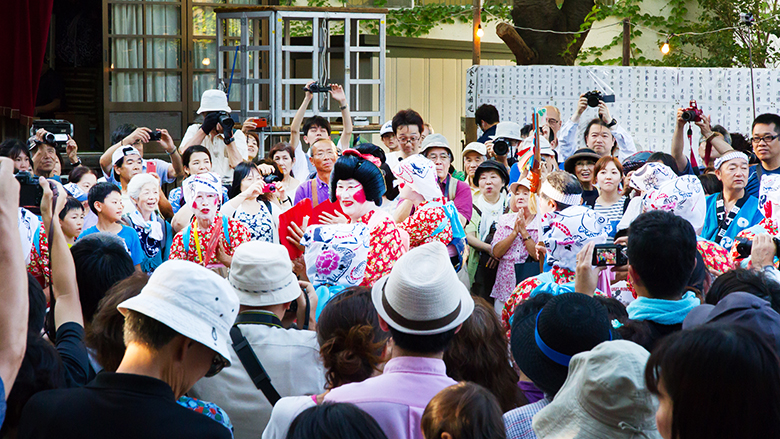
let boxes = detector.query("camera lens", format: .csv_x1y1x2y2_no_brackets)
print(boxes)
43,133,56,144
587,95,600,108
681,110,696,121
493,140,509,156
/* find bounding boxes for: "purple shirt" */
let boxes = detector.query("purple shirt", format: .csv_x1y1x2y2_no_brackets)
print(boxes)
324,356,457,439
439,175,473,222
293,176,330,207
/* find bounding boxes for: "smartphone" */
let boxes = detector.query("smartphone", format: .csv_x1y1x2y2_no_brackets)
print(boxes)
591,244,628,267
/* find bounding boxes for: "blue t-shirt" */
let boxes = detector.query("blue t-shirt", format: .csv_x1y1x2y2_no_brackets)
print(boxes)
78,224,144,266
746,163,780,198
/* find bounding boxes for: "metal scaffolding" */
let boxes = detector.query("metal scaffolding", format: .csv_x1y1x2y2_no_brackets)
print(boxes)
214,6,386,133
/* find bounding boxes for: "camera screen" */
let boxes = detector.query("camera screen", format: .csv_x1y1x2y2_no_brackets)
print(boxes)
595,247,618,265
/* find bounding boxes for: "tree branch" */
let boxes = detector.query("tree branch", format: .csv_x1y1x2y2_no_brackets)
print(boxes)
496,22,539,64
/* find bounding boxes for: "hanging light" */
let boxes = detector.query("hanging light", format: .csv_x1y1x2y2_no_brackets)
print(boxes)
202,57,211,66
660,35,671,55
477,23,484,38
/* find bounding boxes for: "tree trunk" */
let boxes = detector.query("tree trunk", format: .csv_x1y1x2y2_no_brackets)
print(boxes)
507,0,596,65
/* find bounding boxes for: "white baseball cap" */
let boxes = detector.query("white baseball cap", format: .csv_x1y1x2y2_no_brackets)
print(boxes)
463,142,487,157
118,260,240,364
491,121,523,141
112,146,141,166
380,120,394,136
228,241,301,307
372,242,474,335
197,89,232,114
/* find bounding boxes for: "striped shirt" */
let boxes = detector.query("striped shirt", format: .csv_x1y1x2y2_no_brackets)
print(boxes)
594,195,626,240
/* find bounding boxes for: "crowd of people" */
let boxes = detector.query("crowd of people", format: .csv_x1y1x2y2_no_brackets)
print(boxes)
2,83,780,439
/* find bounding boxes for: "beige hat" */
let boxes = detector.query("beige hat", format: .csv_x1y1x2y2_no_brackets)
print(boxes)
197,89,232,114
532,340,662,439
509,177,532,194
228,241,301,307
118,260,240,365
421,133,453,159
372,242,474,335
463,142,487,157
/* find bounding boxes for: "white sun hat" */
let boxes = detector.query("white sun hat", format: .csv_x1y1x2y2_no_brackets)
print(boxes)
228,241,301,307
463,142,487,157
380,120,394,136
372,241,474,335
490,121,523,141
197,89,232,114
117,260,240,365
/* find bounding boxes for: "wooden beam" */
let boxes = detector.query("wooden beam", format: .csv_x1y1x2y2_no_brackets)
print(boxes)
472,0,481,65
496,22,538,65
622,18,631,66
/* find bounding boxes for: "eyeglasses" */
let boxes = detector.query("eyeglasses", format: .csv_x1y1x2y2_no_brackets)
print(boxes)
205,354,229,377
751,134,779,145
313,151,336,159
397,136,420,144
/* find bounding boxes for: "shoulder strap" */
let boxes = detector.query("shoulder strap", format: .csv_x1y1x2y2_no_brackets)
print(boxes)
311,179,319,206
222,215,231,246
622,196,631,214
261,198,273,214
448,176,457,201
183,224,192,253
229,326,282,406
472,203,482,217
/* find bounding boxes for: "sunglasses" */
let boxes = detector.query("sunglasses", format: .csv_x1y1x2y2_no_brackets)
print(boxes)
205,354,229,377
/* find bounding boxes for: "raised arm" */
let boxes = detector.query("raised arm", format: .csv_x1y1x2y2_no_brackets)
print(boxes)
0,158,28,398
670,108,689,173
100,128,152,175
39,179,84,330
330,84,352,150
290,82,315,151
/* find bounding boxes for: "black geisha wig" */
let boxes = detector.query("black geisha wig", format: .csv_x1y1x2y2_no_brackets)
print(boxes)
330,147,386,206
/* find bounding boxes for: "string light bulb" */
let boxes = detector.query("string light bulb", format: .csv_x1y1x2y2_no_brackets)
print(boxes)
660,35,671,55
477,23,484,38
202,57,211,66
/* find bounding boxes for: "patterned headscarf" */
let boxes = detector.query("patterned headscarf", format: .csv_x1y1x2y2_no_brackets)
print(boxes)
183,172,223,207
541,205,611,271
63,183,88,203
759,174,780,221
629,162,677,193
641,175,706,232
392,154,442,201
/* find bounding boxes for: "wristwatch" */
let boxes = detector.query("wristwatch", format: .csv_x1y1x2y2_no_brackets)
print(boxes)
224,137,234,145
70,158,82,166
340,104,348,110
606,118,618,128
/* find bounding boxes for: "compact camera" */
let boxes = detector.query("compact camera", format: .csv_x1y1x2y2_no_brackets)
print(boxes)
583,90,615,107
681,100,703,123
303,82,332,93
16,171,44,215
148,130,162,141
592,244,629,267
262,173,282,193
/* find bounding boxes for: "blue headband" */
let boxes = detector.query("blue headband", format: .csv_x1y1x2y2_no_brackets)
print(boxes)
534,311,612,367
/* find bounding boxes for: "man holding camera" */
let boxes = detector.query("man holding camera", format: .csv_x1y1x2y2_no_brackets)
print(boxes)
180,90,248,184
557,93,636,162
745,113,780,198
670,106,732,175
30,129,81,179
100,124,183,188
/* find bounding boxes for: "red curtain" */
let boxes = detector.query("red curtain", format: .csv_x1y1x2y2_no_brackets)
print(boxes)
0,0,55,125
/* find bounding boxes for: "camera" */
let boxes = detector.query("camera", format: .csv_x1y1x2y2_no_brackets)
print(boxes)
493,138,510,156
583,90,615,108
148,130,162,141
217,111,235,130
16,172,44,215
681,100,703,122
592,244,629,266
262,173,281,193
31,119,73,149
303,82,332,93
735,236,780,260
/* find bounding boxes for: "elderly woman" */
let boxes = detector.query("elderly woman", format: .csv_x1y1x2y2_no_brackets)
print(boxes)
222,162,282,244
169,172,251,269
123,173,173,273
462,142,487,195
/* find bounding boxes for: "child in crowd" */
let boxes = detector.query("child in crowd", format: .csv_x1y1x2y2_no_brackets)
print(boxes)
422,382,507,439
79,182,143,271
59,196,85,246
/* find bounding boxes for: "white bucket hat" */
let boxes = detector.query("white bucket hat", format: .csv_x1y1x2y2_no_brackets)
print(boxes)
421,133,453,159
463,142,487,157
372,241,474,335
490,121,523,141
117,260,240,364
112,145,141,166
197,89,232,114
380,120,394,136
228,241,301,307
532,340,662,439
509,176,533,194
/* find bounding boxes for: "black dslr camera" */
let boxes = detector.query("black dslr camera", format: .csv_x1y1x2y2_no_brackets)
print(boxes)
148,130,162,141
217,111,235,130
583,90,616,107
493,138,510,156
681,100,703,123
30,119,73,150
16,171,44,215
303,82,332,93
735,236,780,260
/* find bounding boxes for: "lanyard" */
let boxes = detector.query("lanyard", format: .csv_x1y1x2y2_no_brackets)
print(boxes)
715,192,747,241
193,220,203,263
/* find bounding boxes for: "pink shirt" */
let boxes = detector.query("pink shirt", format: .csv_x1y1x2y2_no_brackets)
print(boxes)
324,356,457,439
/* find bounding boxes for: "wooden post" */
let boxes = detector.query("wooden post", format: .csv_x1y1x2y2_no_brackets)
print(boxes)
472,0,481,65
622,18,631,66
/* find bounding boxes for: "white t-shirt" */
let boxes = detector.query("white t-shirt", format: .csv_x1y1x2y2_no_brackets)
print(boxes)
181,124,248,183
262,395,316,439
